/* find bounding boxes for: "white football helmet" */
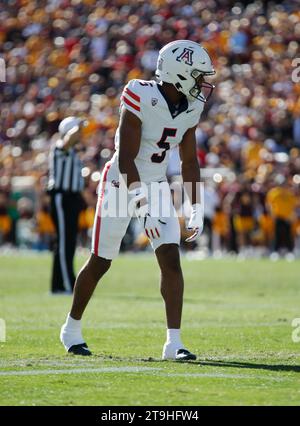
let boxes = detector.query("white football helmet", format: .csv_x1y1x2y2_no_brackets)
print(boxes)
156,40,215,102
58,116,82,136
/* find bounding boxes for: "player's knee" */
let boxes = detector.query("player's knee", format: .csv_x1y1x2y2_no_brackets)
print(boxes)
85,254,112,282
157,244,182,276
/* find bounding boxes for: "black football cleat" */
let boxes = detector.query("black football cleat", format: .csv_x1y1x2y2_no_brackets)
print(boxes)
175,348,197,361
68,343,92,356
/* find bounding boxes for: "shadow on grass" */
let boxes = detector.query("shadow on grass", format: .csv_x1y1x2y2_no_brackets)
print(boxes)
139,358,300,373
194,360,300,373
92,354,300,373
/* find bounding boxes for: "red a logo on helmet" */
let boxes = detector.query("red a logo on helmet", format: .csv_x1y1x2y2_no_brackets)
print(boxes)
176,48,194,66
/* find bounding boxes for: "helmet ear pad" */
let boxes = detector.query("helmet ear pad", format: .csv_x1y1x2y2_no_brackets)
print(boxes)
173,74,188,93
177,74,188,81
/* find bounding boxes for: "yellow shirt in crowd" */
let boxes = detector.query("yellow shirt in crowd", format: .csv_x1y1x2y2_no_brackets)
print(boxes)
212,211,229,237
0,215,12,235
266,187,298,221
36,211,55,235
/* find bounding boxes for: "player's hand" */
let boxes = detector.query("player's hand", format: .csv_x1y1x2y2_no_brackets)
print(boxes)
137,203,166,240
129,186,166,240
185,203,204,243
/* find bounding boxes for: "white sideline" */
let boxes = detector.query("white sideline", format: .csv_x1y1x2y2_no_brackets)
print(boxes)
0,367,286,381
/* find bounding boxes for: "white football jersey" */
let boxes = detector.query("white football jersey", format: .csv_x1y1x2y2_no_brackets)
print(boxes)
113,79,204,183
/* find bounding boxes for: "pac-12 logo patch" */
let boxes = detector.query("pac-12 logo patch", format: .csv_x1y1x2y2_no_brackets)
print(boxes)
111,180,120,188
151,98,158,106
176,48,194,66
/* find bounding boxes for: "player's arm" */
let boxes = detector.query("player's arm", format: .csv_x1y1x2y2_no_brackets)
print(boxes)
118,106,163,239
179,125,200,205
118,107,142,190
179,125,203,241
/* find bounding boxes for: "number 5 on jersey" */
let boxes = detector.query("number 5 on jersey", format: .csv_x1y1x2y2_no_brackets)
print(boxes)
151,128,177,163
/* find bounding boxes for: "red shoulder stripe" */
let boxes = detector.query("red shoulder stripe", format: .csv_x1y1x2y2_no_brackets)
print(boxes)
122,95,141,112
124,88,140,102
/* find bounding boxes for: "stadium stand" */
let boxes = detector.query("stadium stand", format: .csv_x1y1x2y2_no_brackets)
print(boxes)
0,0,299,256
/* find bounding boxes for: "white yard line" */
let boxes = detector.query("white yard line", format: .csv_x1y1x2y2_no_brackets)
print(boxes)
0,367,287,382
0,366,160,376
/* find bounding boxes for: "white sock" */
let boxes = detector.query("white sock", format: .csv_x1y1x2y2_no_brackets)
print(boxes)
64,313,81,330
60,313,84,350
166,329,183,347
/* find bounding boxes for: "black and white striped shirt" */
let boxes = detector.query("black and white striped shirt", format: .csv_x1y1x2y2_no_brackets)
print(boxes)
48,146,84,193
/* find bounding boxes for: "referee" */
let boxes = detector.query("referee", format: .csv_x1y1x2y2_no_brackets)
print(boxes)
48,117,85,294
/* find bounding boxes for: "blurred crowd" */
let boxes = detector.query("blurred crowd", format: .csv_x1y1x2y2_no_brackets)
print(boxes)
0,0,300,256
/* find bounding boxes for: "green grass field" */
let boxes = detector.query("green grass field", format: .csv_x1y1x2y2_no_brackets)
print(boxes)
0,253,299,406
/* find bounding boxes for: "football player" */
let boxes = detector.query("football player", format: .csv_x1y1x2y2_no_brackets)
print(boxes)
60,40,215,360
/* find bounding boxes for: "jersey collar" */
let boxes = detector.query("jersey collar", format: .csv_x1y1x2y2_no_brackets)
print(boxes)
156,83,188,119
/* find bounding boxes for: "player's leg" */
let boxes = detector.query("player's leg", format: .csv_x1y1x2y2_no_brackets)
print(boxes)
60,211,130,355
70,253,111,320
155,243,183,330
149,185,196,361
63,194,82,290
60,254,111,355
155,242,196,361
60,162,131,355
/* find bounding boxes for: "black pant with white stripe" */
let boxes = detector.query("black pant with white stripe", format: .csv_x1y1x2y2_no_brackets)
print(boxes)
50,192,82,293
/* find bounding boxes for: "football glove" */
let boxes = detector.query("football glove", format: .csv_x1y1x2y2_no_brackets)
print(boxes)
185,203,204,242
136,203,166,240
128,187,166,240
